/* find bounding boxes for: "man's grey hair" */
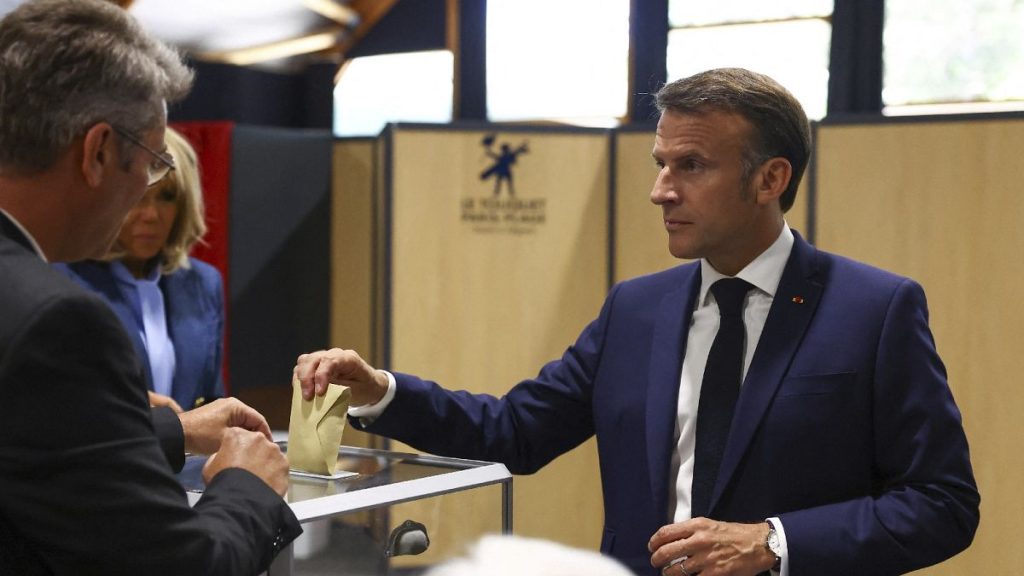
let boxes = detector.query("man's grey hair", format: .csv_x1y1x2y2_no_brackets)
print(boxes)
0,0,193,175
423,535,634,576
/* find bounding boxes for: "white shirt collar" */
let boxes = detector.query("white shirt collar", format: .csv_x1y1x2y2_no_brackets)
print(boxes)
698,224,795,305
0,208,48,262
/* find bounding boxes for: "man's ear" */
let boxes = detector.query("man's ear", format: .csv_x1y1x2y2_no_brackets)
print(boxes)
753,157,792,206
80,123,116,188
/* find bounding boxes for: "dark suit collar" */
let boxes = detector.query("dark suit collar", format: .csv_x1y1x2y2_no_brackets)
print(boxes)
0,209,42,258
645,262,701,521
709,230,825,513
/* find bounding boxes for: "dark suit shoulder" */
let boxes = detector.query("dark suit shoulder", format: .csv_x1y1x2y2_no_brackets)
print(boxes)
1,244,109,345
52,259,109,283
812,248,922,297
613,261,697,295
0,285,151,450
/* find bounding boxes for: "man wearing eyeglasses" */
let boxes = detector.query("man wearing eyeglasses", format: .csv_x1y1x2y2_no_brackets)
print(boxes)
113,125,179,188
0,1,301,574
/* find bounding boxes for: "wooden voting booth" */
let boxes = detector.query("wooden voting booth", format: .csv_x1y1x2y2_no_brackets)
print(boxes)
332,125,610,562
815,115,1024,575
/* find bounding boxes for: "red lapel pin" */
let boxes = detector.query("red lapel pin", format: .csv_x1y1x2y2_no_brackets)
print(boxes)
791,296,805,304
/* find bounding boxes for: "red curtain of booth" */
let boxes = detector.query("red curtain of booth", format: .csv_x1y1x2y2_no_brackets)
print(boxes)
170,121,235,395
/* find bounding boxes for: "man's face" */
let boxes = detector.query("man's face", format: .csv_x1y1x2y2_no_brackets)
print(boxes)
87,123,168,260
649,109,766,275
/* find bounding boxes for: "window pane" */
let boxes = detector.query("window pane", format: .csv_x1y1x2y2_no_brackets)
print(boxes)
487,0,629,124
666,20,831,120
669,0,832,27
333,51,453,137
883,0,1024,109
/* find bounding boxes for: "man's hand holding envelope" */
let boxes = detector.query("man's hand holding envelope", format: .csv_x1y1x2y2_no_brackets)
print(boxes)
287,376,352,476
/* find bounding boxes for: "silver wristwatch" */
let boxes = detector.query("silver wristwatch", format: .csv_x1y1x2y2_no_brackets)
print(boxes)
764,519,782,571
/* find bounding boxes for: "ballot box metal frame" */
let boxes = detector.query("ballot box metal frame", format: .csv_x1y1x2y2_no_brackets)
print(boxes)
180,444,513,576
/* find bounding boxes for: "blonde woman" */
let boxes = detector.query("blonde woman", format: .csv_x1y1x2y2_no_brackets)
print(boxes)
56,127,224,412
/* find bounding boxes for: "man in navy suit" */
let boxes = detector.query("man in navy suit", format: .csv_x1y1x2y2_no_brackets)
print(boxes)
295,68,979,575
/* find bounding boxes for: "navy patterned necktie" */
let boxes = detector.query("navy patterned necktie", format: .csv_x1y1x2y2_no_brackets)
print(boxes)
691,277,753,518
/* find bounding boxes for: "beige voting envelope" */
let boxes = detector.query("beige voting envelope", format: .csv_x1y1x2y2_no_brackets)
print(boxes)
287,377,351,476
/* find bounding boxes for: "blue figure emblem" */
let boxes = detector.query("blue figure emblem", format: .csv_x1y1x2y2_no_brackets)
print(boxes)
480,133,528,196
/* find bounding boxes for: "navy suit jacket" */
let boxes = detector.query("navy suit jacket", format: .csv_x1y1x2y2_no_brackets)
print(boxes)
357,231,979,575
55,258,225,410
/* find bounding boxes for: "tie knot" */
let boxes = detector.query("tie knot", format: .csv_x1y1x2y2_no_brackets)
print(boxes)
711,278,752,318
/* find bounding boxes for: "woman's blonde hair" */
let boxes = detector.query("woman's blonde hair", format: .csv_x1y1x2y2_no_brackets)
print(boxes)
157,127,207,273
102,126,208,273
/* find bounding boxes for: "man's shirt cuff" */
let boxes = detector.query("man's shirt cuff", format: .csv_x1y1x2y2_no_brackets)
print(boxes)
768,516,790,576
347,370,397,423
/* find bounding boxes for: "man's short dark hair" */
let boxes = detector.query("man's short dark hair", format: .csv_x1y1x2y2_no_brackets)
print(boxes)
655,68,811,212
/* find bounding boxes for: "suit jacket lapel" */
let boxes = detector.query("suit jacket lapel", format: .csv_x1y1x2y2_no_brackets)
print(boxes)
710,232,825,512
0,210,35,254
646,264,701,521
162,272,200,408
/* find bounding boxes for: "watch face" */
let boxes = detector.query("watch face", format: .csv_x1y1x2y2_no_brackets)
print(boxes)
768,530,781,553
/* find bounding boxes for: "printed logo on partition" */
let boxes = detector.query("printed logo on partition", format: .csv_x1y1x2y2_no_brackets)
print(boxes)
461,133,546,234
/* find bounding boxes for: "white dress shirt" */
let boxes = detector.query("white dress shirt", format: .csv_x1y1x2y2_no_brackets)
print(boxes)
670,224,793,575
109,261,177,398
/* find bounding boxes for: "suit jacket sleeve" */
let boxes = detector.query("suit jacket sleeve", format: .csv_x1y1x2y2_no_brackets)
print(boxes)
778,278,979,574
0,292,300,575
353,283,621,475
150,406,185,472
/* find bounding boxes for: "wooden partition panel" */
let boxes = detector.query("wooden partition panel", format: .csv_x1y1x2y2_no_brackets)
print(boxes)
816,117,1024,574
384,126,609,561
331,138,378,450
613,128,809,283
614,128,680,281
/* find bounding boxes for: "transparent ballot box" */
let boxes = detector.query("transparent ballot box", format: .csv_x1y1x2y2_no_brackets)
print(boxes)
178,444,513,576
